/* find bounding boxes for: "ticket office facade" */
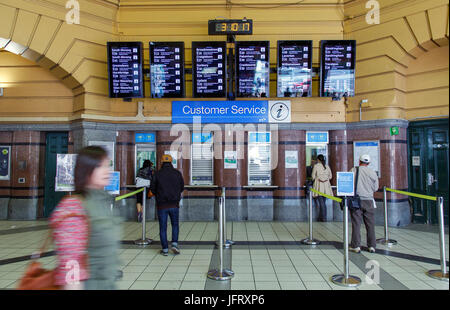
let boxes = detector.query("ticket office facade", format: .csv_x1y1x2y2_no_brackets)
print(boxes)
0,118,410,227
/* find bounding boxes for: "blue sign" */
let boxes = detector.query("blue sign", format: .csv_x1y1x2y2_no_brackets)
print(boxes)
135,133,155,143
354,141,378,147
306,132,329,144
192,132,213,143
172,100,269,123
249,132,271,143
105,171,120,195
337,172,354,197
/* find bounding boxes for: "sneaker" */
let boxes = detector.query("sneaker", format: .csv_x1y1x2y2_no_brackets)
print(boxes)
349,247,361,253
171,246,180,255
160,250,168,256
368,247,376,253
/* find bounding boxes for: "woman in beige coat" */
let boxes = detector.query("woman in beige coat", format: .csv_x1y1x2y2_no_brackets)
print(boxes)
311,154,333,222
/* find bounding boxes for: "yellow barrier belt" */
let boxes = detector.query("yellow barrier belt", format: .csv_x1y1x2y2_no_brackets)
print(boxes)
115,188,145,202
385,188,437,201
310,188,342,203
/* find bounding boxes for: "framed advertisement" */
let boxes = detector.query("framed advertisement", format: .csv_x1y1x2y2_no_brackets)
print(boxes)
0,146,11,180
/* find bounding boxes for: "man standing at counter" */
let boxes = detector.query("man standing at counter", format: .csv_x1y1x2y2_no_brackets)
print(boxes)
150,154,185,256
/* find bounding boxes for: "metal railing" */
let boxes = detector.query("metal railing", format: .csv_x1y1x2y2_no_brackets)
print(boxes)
116,186,152,246
381,187,448,282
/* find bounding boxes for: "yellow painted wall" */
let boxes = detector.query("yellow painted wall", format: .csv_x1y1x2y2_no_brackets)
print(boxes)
0,0,448,123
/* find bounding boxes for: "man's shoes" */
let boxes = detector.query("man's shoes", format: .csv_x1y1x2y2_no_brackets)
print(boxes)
160,250,168,256
368,247,376,253
137,212,142,223
349,247,361,253
171,246,180,255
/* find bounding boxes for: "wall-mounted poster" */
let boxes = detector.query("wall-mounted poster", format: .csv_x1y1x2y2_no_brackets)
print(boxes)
0,146,11,180
104,171,120,195
55,154,77,192
224,151,237,169
285,150,298,169
164,150,178,169
88,141,115,169
353,140,381,177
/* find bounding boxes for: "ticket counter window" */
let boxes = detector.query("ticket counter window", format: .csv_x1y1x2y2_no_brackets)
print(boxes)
305,132,329,181
248,132,272,186
191,133,214,185
135,133,157,178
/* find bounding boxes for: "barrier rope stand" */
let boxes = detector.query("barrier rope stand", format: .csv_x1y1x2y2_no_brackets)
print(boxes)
116,187,152,246
301,187,321,245
376,186,398,246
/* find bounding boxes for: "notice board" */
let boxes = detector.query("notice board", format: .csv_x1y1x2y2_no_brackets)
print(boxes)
353,140,381,177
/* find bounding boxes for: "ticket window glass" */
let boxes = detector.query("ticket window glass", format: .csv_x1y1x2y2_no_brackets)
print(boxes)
305,132,329,180
191,133,214,185
248,132,272,186
135,144,157,178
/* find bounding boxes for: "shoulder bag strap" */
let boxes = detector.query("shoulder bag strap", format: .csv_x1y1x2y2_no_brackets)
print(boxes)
355,167,360,197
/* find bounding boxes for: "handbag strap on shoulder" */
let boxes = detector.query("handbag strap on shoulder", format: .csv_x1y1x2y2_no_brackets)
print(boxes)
355,166,360,196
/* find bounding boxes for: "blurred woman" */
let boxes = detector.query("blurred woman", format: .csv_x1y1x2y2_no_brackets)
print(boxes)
50,146,122,290
311,154,333,222
135,160,154,222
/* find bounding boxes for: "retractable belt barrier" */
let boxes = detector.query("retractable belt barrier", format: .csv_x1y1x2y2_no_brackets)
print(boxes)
117,186,152,246
382,187,448,282
309,187,361,287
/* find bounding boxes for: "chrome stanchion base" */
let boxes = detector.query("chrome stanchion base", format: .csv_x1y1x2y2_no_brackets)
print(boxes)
134,238,152,246
376,238,397,246
301,238,321,245
207,269,234,281
426,270,449,282
215,240,235,248
331,274,362,287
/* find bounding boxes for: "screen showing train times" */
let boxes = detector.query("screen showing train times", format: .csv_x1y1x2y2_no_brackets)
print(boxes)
150,42,185,98
320,40,356,98
277,40,313,97
107,42,144,98
236,41,270,98
192,41,227,98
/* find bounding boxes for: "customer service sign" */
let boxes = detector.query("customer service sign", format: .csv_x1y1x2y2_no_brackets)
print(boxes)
172,100,291,123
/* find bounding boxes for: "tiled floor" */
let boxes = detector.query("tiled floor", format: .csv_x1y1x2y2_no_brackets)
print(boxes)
0,220,448,290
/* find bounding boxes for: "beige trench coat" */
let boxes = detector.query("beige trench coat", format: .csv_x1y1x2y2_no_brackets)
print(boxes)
311,164,333,197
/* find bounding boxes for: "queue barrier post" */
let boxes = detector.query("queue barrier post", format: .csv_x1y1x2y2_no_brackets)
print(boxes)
134,187,152,246
331,197,362,287
301,186,320,245
426,196,449,282
208,197,234,281
376,186,397,246
216,187,235,248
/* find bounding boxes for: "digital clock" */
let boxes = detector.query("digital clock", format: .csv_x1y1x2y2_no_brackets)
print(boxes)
208,19,253,35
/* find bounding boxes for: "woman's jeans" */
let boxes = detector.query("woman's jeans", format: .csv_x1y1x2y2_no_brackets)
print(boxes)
315,196,327,222
157,208,179,251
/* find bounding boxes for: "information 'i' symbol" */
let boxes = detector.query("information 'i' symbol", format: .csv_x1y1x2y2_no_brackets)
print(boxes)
270,102,289,121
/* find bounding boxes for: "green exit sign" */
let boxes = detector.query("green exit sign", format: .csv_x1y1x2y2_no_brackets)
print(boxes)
390,126,399,136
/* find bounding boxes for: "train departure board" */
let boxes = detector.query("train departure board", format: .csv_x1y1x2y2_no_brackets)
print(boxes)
277,40,313,97
320,40,356,98
150,42,185,98
236,41,270,98
107,42,144,98
192,41,227,98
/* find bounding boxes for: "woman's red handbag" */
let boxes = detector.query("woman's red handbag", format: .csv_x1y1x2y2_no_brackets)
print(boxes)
17,212,88,290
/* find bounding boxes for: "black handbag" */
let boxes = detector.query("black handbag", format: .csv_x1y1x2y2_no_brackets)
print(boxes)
347,167,361,210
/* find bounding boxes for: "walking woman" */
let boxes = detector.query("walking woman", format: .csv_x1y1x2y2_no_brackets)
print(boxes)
50,146,122,290
311,154,333,222
135,160,154,222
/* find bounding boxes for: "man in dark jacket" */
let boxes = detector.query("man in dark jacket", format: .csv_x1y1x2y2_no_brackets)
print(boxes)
150,154,184,256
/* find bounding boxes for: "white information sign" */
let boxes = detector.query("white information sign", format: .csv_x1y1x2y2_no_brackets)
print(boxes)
412,156,420,167
224,151,237,169
353,140,381,177
164,150,178,169
285,150,298,169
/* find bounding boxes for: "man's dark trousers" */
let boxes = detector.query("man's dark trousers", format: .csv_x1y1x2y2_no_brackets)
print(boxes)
157,208,179,250
350,200,376,248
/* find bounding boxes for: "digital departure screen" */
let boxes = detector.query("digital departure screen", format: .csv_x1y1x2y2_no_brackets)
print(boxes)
150,42,185,98
320,40,356,98
107,42,144,98
277,40,313,97
236,41,270,98
192,41,227,98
